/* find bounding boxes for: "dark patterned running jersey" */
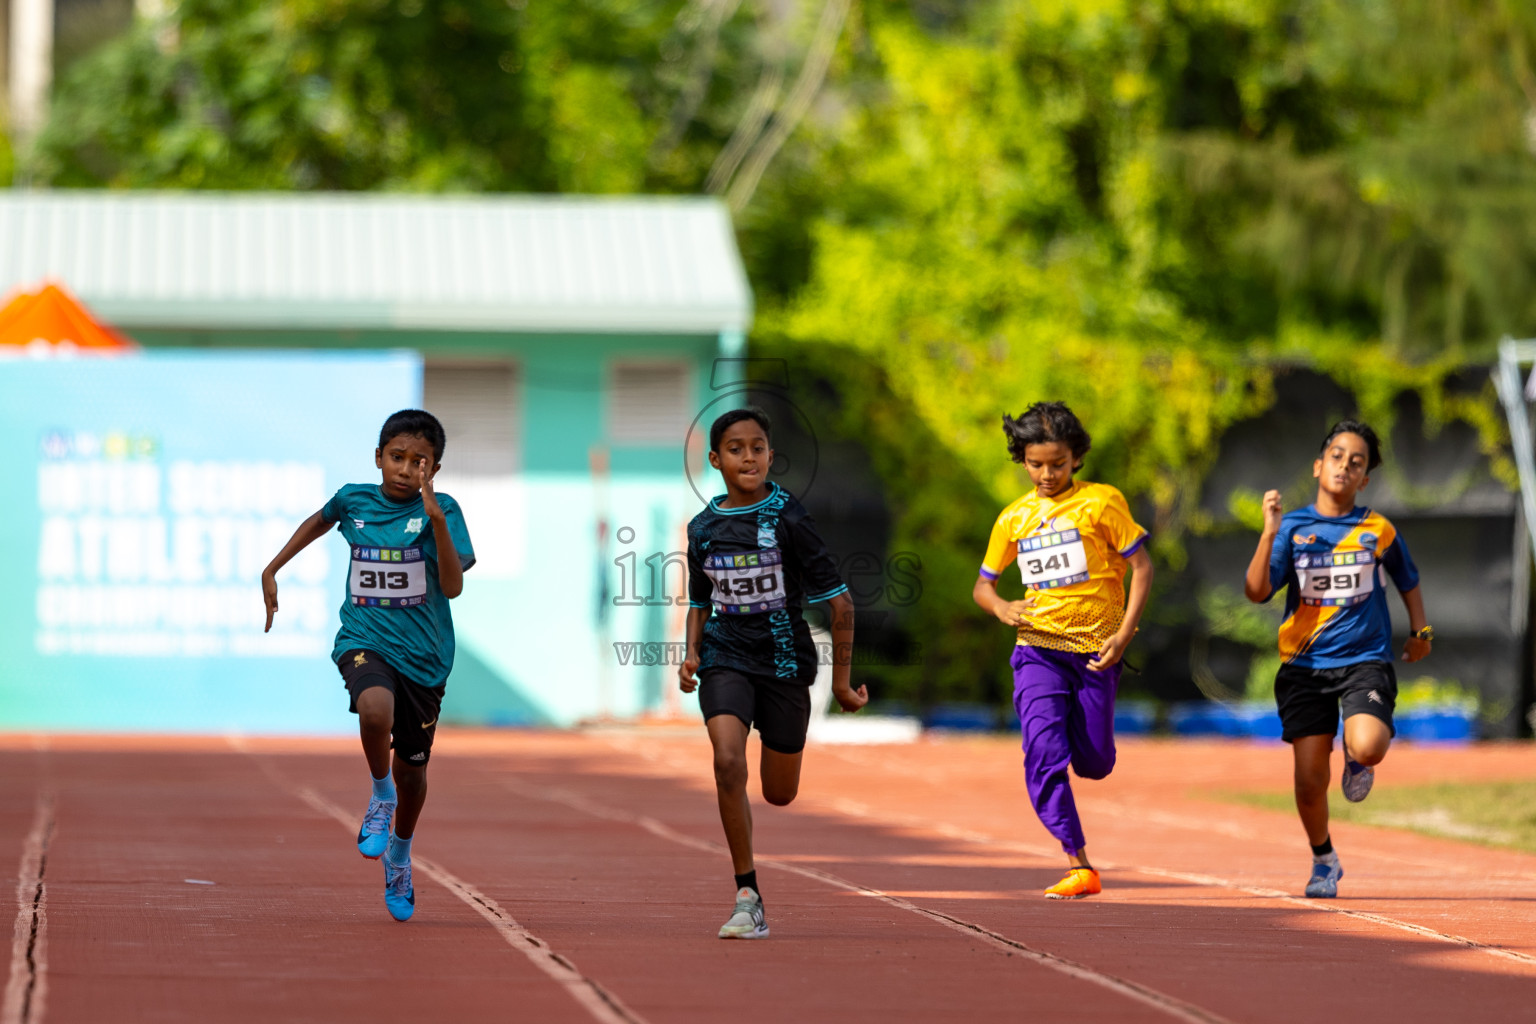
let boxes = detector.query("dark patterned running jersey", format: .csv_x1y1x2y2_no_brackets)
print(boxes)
686,482,849,681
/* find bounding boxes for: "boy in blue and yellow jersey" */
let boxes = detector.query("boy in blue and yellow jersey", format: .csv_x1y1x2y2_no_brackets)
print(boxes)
973,402,1153,900
262,409,474,922
1244,420,1431,899
679,407,867,939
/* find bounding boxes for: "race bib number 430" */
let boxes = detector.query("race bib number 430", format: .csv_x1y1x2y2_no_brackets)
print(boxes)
704,549,787,615
1016,529,1090,590
1295,550,1377,607
350,546,428,608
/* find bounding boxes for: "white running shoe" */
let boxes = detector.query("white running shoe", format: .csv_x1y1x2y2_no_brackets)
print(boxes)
718,887,768,939
1341,756,1375,803
1305,855,1343,898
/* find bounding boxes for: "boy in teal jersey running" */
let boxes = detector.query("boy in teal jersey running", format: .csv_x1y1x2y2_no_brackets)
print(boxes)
263,409,475,921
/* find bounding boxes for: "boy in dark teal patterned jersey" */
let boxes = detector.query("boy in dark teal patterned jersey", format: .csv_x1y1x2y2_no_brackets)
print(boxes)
263,409,474,922
679,407,867,940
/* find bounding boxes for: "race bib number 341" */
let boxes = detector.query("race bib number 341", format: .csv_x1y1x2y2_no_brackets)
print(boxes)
704,549,787,615
350,546,428,608
1016,529,1090,590
1295,550,1377,607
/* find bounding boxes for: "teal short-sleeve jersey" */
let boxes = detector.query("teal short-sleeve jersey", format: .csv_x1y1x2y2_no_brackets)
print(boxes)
321,483,475,688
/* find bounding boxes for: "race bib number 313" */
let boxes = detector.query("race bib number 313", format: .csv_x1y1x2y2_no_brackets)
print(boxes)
704,549,787,615
350,546,429,608
1295,550,1376,607
1016,529,1090,590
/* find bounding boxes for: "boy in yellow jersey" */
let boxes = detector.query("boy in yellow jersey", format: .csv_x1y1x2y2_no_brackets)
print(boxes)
1244,420,1431,898
972,402,1153,899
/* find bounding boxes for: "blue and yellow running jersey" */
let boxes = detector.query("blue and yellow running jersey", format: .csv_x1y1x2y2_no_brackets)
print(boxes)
1267,505,1419,669
979,481,1148,654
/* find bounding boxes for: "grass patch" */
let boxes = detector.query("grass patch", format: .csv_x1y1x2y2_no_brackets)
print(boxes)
1227,779,1536,856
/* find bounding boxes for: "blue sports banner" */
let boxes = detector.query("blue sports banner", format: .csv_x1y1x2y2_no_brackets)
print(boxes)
0,351,421,732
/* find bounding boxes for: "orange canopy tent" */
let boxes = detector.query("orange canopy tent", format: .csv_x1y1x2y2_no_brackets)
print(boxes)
0,283,136,353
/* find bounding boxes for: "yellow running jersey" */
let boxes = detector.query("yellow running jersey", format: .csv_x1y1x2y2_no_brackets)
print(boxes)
979,481,1148,653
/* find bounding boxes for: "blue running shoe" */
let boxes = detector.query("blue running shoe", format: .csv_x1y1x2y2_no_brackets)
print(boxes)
1304,856,1343,898
384,854,415,922
1341,757,1375,803
357,795,395,859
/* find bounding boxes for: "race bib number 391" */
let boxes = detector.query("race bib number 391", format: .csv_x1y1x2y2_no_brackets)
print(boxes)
1016,529,1090,590
350,546,428,608
704,549,787,615
1295,550,1376,607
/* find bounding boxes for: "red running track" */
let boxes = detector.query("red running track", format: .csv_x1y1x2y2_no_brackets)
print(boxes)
3,731,1535,1023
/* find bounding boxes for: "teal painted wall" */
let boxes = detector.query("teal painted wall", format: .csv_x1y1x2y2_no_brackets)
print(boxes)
130,327,730,728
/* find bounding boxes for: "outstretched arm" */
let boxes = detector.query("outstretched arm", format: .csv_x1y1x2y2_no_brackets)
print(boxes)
1400,586,1431,662
1244,489,1284,603
262,510,334,632
1088,546,1153,671
678,606,711,694
824,591,867,712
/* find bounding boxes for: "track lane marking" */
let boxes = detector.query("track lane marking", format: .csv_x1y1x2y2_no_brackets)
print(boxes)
294,787,648,1024
226,740,648,1024
600,736,1536,966
826,786,1536,967
2,793,55,1024
500,777,1235,1024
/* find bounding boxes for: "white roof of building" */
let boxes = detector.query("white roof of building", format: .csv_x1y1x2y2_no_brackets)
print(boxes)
0,191,752,334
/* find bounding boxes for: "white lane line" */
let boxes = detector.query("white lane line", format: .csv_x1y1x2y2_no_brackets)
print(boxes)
501,778,1235,1024
821,786,1536,967
1087,798,1536,880
595,737,1536,965
1128,864,1536,965
293,787,648,1024
2,793,55,1024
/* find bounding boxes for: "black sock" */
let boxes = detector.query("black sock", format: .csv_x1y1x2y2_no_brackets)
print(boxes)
1311,836,1334,857
734,870,759,897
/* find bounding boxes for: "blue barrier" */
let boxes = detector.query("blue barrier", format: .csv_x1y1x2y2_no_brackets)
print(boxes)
1395,707,1477,742
1168,702,1283,739
922,703,1000,732
1113,701,1157,735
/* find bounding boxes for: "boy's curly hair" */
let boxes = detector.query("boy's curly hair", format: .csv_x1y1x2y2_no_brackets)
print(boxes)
1002,401,1091,465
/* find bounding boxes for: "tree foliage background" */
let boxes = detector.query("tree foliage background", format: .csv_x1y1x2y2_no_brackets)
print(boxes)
27,0,1536,704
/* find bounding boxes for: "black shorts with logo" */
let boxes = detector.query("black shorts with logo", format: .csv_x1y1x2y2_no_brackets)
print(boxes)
337,648,444,765
698,667,813,755
1274,659,1397,743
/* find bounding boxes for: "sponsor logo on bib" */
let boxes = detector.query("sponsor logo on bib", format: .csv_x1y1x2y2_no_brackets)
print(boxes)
1295,549,1377,607
1016,527,1090,590
703,548,788,614
349,546,429,608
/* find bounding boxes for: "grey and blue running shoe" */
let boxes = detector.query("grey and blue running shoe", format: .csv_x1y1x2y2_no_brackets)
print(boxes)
357,795,395,859
1304,857,1343,898
384,853,415,922
718,887,768,939
1341,756,1375,803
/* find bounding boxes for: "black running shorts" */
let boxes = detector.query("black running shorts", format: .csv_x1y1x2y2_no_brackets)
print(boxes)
1273,660,1397,743
698,666,813,755
337,648,444,766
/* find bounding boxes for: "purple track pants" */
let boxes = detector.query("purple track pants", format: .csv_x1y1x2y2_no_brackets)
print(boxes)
1011,645,1119,855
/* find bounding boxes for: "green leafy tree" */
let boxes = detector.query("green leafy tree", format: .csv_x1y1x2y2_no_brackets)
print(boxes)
32,0,762,192
759,0,1534,702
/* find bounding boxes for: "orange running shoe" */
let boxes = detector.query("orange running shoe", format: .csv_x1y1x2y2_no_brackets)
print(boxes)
1044,867,1101,900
